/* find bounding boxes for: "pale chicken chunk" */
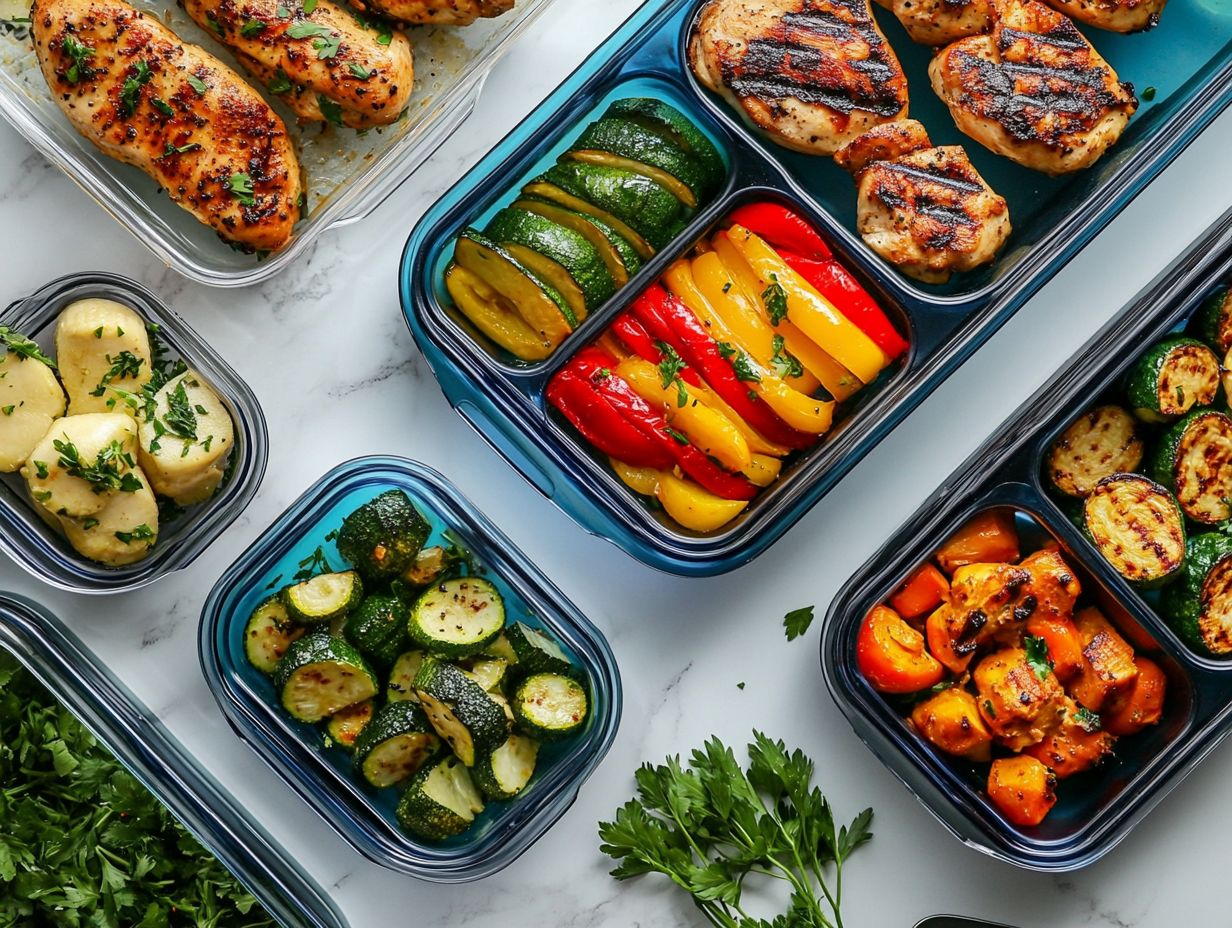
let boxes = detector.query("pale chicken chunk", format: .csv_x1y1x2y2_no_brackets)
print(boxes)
32,0,302,251
22,413,139,519
0,349,66,473
974,647,1066,750
351,0,513,25
929,0,1138,175
834,119,1010,283
55,299,151,416
1043,0,1166,33
181,0,414,129
872,0,994,45
689,0,909,156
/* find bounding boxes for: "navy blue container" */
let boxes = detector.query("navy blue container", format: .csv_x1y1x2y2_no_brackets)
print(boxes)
401,0,1232,576
822,207,1232,871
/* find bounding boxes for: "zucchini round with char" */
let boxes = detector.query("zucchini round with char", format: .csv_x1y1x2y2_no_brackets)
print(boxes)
472,734,538,801
1125,336,1220,422
567,115,715,207
386,649,426,704
326,700,374,751
534,163,687,251
414,657,511,766
344,594,410,668
391,545,465,602
485,208,616,313
1150,408,1232,524
445,264,558,362
353,702,441,788
1162,532,1232,656
1189,286,1232,355
505,621,577,678
1047,405,1144,499
512,672,589,741
512,198,642,285
274,633,379,723
244,597,304,674
604,98,726,194
1083,473,1185,587
408,577,505,658
461,657,508,693
482,632,519,665
281,570,364,625
520,181,655,261
337,489,431,582
396,754,485,841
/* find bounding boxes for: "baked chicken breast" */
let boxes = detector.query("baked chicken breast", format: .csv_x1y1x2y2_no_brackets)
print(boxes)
689,0,910,156
181,0,414,129
929,0,1138,175
349,0,513,25
32,0,302,251
834,119,1010,283
872,0,994,45
1042,0,1166,33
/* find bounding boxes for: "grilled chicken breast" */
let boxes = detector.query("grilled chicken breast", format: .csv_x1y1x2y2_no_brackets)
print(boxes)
350,0,512,25
32,0,302,251
182,0,414,129
1043,0,1165,33
929,0,1138,175
689,0,909,156
834,119,1010,283
872,0,993,45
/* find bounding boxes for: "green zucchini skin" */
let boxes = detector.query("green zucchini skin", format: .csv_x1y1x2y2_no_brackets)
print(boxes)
337,489,432,582
535,163,687,249
414,657,511,766
325,700,374,752
1150,409,1232,524
396,755,484,841
454,228,579,329
472,733,539,801
352,701,441,788
512,673,589,741
1162,533,1232,655
1188,286,1232,355
280,571,364,624
1082,473,1186,588
1124,336,1220,422
570,116,716,202
485,208,616,310
344,594,410,668
513,198,644,281
274,633,379,723
244,597,304,674
505,621,579,680
604,97,726,192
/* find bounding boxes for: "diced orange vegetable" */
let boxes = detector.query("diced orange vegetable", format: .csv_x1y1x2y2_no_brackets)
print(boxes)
1068,607,1139,712
910,687,993,761
1103,657,1167,736
925,605,972,675
987,756,1057,827
856,605,945,694
1022,699,1114,779
1025,614,1085,682
889,563,950,620
973,648,1064,751
935,511,1020,575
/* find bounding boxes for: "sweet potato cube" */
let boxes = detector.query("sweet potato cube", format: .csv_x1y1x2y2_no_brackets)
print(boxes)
1068,607,1139,711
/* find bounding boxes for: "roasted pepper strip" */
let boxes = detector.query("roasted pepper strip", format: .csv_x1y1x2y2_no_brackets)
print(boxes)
727,224,890,383
611,313,703,387
630,285,814,451
726,202,832,259
656,470,748,531
780,251,908,359
546,367,674,470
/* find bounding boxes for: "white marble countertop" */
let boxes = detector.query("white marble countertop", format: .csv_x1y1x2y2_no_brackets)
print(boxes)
2,2,1231,925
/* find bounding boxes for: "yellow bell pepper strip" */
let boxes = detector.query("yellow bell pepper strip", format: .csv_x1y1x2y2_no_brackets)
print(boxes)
595,331,630,362
656,471,749,532
609,458,660,496
615,357,752,472
711,232,863,402
444,264,556,361
743,453,782,487
726,224,890,384
688,250,822,395
691,385,791,458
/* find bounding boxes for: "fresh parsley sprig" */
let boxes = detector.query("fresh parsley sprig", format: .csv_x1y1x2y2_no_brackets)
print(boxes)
0,326,55,367
53,439,142,494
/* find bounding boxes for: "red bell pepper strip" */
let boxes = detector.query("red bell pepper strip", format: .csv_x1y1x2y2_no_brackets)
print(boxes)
610,313,703,387
726,202,832,260
780,251,909,359
630,285,815,451
547,368,674,470
569,348,758,501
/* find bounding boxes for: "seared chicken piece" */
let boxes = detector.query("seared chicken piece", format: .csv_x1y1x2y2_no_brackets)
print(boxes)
1023,697,1114,777
350,0,513,25
872,0,994,45
834,119,1010,283
929,0,1138,175
181,0,414,129
1043,0,1165,33
974,647,1066,750
688,0,909,156
32,0,302,251
1067,607,1139,711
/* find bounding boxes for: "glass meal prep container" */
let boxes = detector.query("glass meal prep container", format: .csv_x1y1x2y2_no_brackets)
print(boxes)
821,206,1232,872
400,0,1232,577
199,455,622,883
0,591,347,928
0,272,268,594
0,0,556,288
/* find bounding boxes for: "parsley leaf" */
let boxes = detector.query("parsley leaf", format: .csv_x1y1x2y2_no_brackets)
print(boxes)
52,438,142,494
186,73,208,94
159,140,201,158
654,341,689,408
1073,705,1102,733
162,380,198,441
784,605,815,641
119,59,153,117
227,172,255,207
115,523,155,544
769,333,803,379
267,69,293,94
61,34,95,84
762,275,789,325
317,94,344,126
312,33,342,60
240,17,266,36
292,545,334,581
0,326,56,367
303,0,318,11
664,426,689,446
348,62,372,80
89,350,144,396
731,350,761,383
1023,634,1054,682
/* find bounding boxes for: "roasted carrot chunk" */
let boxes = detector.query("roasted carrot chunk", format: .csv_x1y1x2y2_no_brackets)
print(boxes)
1068,607,1139,712
911,687,993,761
1023,699,1114,779
1103,657,1168,736
988,756,1057,827
1026,614,1085,682
856,605,945,694
935,510,1020,575
889,563,950,621
925,604,972,675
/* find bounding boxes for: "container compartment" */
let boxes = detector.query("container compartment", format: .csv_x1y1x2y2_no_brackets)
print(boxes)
0,273,268,593
0,592,347,928
199,455,621,882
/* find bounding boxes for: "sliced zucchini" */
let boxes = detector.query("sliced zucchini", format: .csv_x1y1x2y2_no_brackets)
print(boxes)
1083,474,1185,587
1151,409,1232,524
486,207,616,311
344,594,409,668
1162,533,1232,655
396,754,484,840
1046,405,1143,499
472,734,538,801
445,264,557,362
461,657,508,693
387,649,426,704
512,198,641,285
565,148,697,208
353,702,440,788
604,98,726,193
454,230,576,343
325,699,374,751
408,577,505,658
1189,285,1232,355
570,115,719,206
414,656,511,766
1125,336,1220,422
244,597,304,674
392,545,465,600
281,571,364,625
503,244,591,325
337,489,431,582
512,672,588,741
520,181,654,261
274,633,379,723
536,163,686,250
482,632,519,665
505,621,576,678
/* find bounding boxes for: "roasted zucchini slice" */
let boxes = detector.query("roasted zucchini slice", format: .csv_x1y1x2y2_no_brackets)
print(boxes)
512,198,641,285
1046,405,1143,498
337,489,431,582
408,577,505,658
520,181,654,260
386,649,426,704
1189,285,1232,355
461,657,508,693
454,230,576,343
1151,409,1232,524
569,115,719,206
472,734,539,801
604,98,726,193
486,207,616,312
1083,474,1185,587
444,264,558,362
396,754,485,840
533,163,687,250
414,657,511,766
344,594,409,668
325,699,374,752
391,545,466,602
244,597,304,674
281,571,364,625
505,621,576,678
1162,532,1232,656
274,633,379,723
482,632,519,665
353,702,441,788
1125,336,1220,422
512,672,588,741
